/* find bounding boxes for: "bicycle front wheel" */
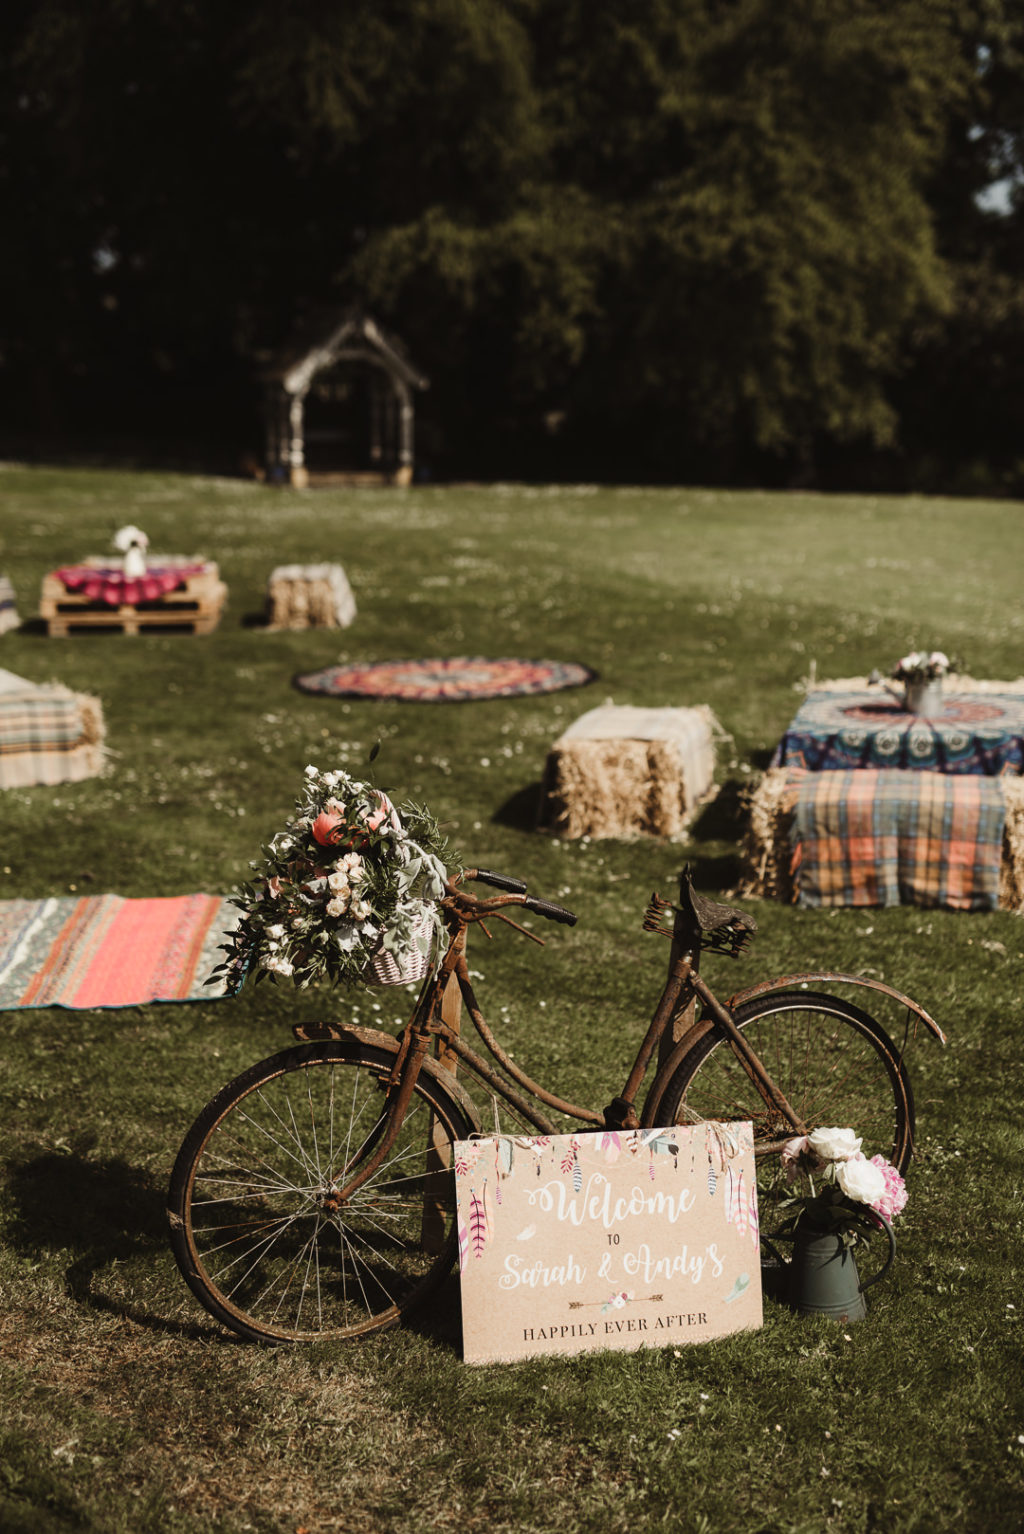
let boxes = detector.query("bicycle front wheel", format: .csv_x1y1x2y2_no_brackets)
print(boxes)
168,1041,475,1343
647,991,914,1234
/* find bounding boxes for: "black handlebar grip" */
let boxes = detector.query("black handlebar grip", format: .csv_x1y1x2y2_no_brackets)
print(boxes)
523,895,578,926
474,868,529,894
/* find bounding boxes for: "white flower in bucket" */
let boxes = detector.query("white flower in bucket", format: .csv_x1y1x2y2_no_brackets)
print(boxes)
214,766,455,991
778,1125,908,1245
112,524,150,579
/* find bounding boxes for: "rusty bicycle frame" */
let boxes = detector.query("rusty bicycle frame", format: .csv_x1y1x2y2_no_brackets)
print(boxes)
294,865,945,1212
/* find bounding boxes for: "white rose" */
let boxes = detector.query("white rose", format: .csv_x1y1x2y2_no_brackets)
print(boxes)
266,924,286,939
326,896,348,918
836,1155,887,1206
807,1126,862,1163
304,764,319,777
327,871,351,895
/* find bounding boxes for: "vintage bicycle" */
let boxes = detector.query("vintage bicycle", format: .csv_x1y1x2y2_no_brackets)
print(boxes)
167,866,944,1343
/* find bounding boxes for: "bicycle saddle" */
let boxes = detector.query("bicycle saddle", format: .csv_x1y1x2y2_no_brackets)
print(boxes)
678,867,757,957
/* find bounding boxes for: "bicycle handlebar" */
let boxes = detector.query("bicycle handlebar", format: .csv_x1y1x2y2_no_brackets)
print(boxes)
463,868,578,926
522,895,578,927
473,867,528,894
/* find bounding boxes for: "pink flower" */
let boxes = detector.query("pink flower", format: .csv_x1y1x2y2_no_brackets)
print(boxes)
311,792,400,851
868,1155,908,1222
311,809,346,847
781,1136,810,1183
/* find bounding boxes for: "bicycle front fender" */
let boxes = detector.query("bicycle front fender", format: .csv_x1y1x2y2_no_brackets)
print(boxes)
725,973,945,1045
290,1020,484,1133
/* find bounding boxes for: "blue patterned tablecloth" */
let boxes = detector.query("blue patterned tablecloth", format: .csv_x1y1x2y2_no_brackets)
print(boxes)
773,689,1024,776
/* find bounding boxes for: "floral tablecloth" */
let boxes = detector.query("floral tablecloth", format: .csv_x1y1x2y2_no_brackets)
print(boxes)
773,689,1024,777
53,562,208,608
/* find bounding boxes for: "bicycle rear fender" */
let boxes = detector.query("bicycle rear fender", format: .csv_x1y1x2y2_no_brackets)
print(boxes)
640,974,943,1130
724,973,945,1045
291,1021,484,1133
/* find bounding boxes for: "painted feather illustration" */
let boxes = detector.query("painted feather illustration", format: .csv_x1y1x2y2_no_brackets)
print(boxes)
458,1218,470,1273
600,1131,622,1164
748,1187,760,1250
732,1170,749,1237
468,1185,490,1258
496,1138,515,1178
707,1161,718,1197
560,1142,576,1175
724,1272,750,1304
724,1167,739,1226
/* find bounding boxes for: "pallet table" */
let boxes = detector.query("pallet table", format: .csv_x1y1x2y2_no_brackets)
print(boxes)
40,559,227,637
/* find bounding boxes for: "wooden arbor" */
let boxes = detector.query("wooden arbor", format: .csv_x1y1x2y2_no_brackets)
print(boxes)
262,311,428,488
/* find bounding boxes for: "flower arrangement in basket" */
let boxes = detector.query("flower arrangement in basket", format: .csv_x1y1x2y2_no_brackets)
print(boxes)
214,765,455,991
776,1126,907,1247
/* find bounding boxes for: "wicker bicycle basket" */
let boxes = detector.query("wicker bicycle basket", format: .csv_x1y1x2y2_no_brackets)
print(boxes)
363,905,436,988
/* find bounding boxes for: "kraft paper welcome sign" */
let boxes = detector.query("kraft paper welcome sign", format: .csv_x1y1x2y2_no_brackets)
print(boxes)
455,1122,762,1364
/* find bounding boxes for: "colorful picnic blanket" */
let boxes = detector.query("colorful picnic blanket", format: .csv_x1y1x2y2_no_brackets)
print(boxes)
788,767,1006,911
774,689,1024,776
0,893,242,1010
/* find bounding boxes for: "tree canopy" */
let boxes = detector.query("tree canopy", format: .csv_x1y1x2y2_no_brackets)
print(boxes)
2,0,1022,488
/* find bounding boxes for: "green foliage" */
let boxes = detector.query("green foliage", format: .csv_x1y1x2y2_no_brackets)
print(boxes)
1,468,1024,1529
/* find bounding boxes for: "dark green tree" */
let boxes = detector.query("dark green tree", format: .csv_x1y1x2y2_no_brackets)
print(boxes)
0,0,996,483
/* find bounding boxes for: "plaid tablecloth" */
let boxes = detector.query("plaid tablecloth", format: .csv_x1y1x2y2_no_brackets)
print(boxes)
789,767,1005,910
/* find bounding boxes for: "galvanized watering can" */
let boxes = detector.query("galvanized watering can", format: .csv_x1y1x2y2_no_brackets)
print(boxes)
764,1212,896,1323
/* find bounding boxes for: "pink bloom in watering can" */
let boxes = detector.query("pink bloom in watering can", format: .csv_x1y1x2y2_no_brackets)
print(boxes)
868,1155,908,1222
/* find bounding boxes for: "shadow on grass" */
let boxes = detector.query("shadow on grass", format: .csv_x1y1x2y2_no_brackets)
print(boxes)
688,778,748,842
7,1148,468,1354
492,780,545,831
5,1149,215,1341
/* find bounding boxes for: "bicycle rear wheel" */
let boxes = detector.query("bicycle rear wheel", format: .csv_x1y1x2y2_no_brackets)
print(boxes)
168,1041,475,1343
647,991,914,1236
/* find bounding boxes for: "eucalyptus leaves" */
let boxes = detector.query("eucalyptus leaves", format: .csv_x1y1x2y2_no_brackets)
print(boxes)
218,765,454,990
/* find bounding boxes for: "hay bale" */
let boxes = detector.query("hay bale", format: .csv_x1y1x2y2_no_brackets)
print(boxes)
539,703,718,840
266,563,356,630
999,776,1024,913
738,768,800,902
0,673,106,788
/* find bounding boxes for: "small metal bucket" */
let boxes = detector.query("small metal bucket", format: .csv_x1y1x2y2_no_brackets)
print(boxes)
786,1213,896,1323
903,680,943,716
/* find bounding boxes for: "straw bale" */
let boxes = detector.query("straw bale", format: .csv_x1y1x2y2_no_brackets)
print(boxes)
0,678,106,787
540,704,718,840
999,776,1024,913
738,768,799,902
266,563,356,629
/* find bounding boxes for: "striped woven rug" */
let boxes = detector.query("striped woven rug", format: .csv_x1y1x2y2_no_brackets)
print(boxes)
0,893,241,1011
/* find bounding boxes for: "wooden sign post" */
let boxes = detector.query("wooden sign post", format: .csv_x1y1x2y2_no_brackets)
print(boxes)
456,1122,762,1364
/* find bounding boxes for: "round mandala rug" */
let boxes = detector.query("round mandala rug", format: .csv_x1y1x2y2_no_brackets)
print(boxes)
293,656,598,703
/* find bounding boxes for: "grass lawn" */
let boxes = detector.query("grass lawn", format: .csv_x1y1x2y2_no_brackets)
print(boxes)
0,464,1023,1532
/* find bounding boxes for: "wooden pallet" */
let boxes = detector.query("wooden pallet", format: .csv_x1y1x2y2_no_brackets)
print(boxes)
40,566,227,637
